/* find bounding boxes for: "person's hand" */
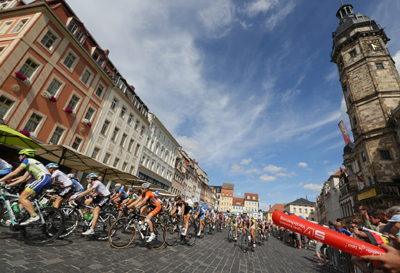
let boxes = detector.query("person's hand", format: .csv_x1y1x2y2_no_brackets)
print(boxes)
391,226,400,236
362,244,400,273
388,234,397,241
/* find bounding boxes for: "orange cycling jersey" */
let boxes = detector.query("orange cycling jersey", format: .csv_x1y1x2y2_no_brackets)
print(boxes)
141,191,161,207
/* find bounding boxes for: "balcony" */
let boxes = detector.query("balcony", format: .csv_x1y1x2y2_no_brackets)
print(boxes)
355,182,400,202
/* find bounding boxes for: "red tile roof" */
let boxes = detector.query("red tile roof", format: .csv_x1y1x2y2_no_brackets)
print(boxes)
244,193,258,201
232,197,244,206
267,204,285,214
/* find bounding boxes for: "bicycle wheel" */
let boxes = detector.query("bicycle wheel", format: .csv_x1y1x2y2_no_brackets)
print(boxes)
228,228,234,242
95,213,116,240
20,206,65,245
241,233,249,253
216,223,221,233
184,224,197,246
204,222,210,235
108,217,136,249
260,233,264,246
58,207,80,238
165,223,180,246
147,222,167,250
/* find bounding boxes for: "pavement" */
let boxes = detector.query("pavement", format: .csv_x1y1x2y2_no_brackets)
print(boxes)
0,226,341,273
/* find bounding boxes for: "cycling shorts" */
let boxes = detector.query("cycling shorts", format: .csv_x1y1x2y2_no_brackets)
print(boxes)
26,174,52,194
183,205,192,215
199,214,205,220
93,195,110,209
57,185,74,199
148,204,162,216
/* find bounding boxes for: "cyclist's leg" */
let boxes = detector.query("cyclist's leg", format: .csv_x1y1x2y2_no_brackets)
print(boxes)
90,206,101,229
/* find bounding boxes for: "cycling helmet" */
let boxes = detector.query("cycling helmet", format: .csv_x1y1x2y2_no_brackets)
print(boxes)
45,163,59,169
115,183,122,188
236,213,239,216
194,202,198,206
141,182,151,189
155,190,159,195
67,173,75,179
231,212,235,215
86,173,99,180
243,211,248,214
19,149,36,157
174,196,181,201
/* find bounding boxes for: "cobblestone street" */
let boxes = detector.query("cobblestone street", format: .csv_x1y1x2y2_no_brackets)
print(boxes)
0,226,340,273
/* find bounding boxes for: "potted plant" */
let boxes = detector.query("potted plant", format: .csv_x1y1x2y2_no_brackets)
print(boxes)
65,107,73,114
82,119,92,128
19,130,31,137
49,96,57,102
14,72,31,85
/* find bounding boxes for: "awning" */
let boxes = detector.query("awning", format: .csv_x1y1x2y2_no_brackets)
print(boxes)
128,185,173,196
34,144,140,181
0,125,42,149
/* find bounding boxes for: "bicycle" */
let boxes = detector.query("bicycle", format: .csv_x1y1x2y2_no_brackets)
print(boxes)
227,224,236,242
164,215,196,247
241,228,255,253
0,184,66,245
108,209,167,250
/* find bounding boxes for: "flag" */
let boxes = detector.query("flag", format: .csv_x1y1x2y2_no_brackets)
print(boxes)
338,120,351,145
356,174,364,190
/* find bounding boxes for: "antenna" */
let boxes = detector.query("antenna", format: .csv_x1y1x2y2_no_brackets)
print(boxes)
339,0,344,6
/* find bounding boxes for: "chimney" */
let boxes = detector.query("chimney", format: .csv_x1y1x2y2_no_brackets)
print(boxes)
269,205,271,209
130,85,135,91
105,49,110,56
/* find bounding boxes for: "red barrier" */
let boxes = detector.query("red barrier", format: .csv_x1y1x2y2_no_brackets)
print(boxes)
272,210,386,258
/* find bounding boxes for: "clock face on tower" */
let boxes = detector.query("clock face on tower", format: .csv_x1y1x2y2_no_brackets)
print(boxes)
362,39,383,52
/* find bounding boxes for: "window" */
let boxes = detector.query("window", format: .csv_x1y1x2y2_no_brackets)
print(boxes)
120,107,126,118
140,126,145,136
127,114,133,125
0,21,12,35
71,137,82,150
98,58,104,67
63,53,77,69
0,3,8,10
305,209,308,214
156,165,160,173
146,137,150,147
46,78,62,96
128,139,134,152
84,108,95,121
40,31,58,50
113,157,120,168
293,208,296,213
311,209,314,212
11,19,28,33
49,126,64,144
376,63,384,70
95,84,104,97
299,208,302,213
111,127,119,142
130,166,134,174
92,147,100,159
368,177,373,185
81,70,92,85
75,30,84,42
135,120,140,131
349,49,356,58
135,144,141,157
67,94,80,110
151,161,155,170
361,151,366,162
252,196,255,200
380,150,392,160
111,99,118,110
23,113,42,132
68,21,78,34
353,117,358,126
19,58,39,79
0,95,14,120
120,133,127,147
103,153,111,164
0,46,5,55
122,162,128,171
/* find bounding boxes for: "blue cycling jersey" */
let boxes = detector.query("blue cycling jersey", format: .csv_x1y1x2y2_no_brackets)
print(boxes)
115,188,128,199
71,179,83,193
193,206,204,216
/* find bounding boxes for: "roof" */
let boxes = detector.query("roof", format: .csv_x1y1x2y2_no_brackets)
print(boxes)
328,168,346,180
244,193,259,201
222,183,234,190
232,197,244,206
286,198,315,206
267,204,285,214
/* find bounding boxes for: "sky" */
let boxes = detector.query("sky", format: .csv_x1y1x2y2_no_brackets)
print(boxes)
38,0,400,210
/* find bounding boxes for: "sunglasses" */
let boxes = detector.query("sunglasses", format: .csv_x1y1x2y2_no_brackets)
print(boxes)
350,226,357,228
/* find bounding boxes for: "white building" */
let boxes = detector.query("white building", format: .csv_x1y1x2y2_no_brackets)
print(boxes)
137,113,179,191
322,170,342,223
231,197,244,214
284,198,316,220
244,193,259,212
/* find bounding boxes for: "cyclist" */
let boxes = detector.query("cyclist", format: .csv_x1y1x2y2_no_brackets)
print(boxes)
218,211,224,230
45,163,74,209
127,183,162,242
228,212,238,241
67,173,84,195
242,211,256,249
174,196,192,236
0,149,52,225
70,173,110,236
110,183,128,207
193,202,205,236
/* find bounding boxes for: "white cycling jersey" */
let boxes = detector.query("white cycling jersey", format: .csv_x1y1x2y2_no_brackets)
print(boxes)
90,180,110,196
51,170,73,187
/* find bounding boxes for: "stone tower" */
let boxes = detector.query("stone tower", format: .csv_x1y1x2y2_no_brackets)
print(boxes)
332,4,400,209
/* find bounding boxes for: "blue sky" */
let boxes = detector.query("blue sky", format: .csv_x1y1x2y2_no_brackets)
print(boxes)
59,0,400,210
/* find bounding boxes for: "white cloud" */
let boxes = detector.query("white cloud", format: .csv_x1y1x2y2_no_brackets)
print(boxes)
298,162,308,168
198,0,235,38
245,168,262,174
323,160,330,164
266,193,275,197
260,174,277,182
230,164,243,173
240,158,253,165
303,184,322,192
242,0,277,17
393,51,400,73
265,1,296,30
263,164,286,173
236,192,242,196
327,172,335,175
325,66,338,82
298,183,303,186
276,172,296,177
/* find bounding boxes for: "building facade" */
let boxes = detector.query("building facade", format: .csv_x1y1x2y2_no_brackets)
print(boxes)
322,169,343,224
219,183,234,212
244,193,259,212
284,198,316,220
210,185,221,210
265,204,285,224
231,197,244,214
171,154,185,197
332,4,400,210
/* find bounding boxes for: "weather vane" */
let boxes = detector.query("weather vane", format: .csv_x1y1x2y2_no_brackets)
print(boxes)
339,0,344,6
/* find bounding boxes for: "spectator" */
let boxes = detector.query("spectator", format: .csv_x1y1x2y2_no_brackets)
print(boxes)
368,212,384,232
336,218,341,222
340,221,349,231
328,221,335,230
350,221,370,273
349,218,369,240
362,244,400,273
388,214,400,250
315,224,327,266
334,222,351,236
376,205,390,233
359,205,376,230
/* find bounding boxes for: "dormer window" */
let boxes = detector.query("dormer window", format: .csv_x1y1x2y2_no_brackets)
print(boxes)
68,21,78,34
75,30,85,43
98,58,104,67
93,51,100,62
